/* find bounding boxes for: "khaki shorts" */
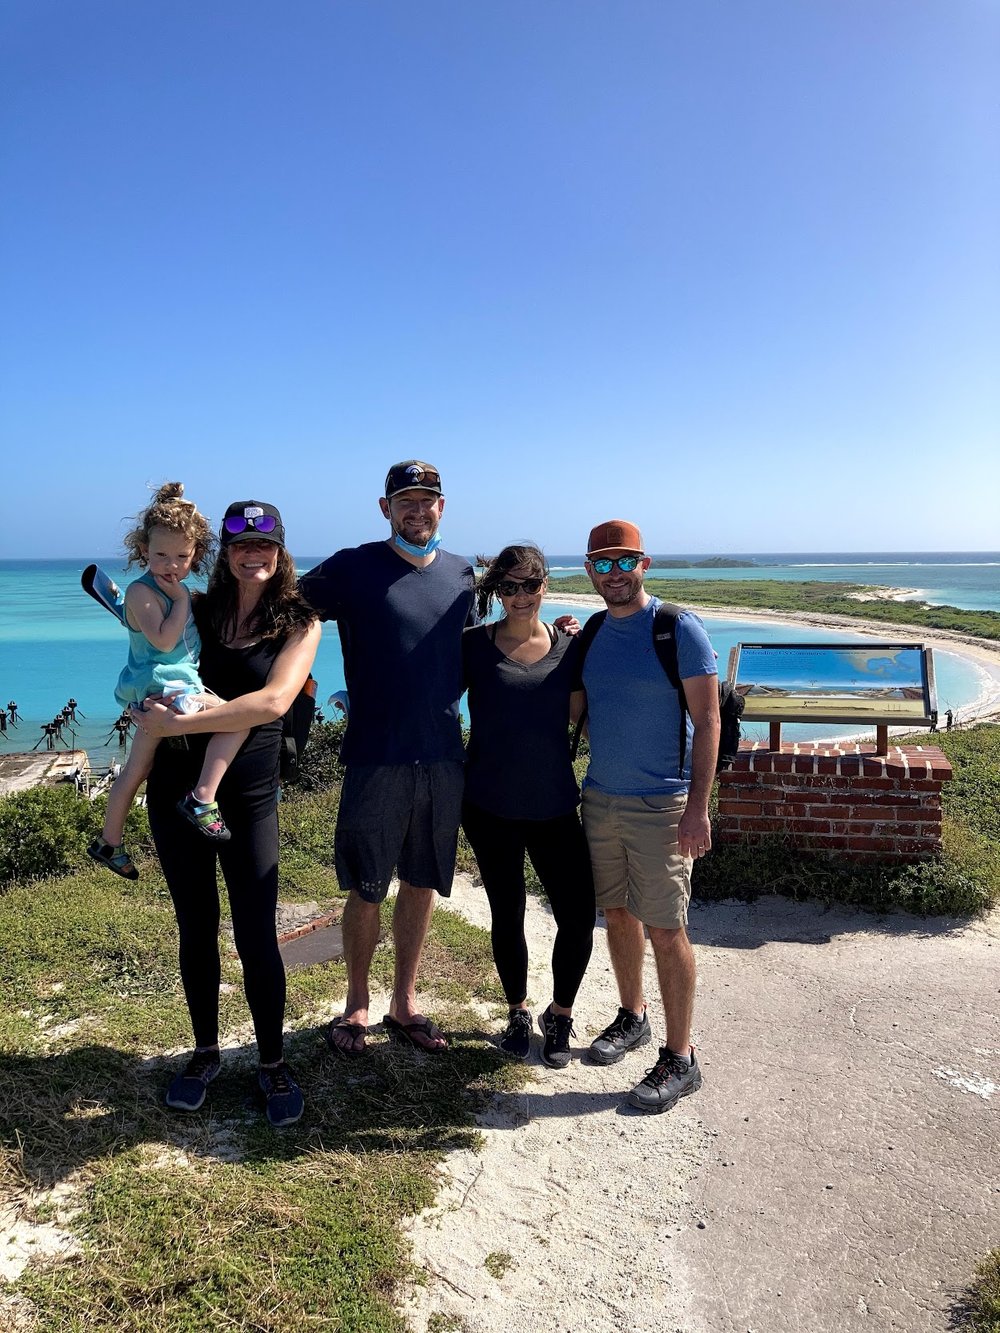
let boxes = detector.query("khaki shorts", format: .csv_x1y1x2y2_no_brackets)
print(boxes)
581,787,692,929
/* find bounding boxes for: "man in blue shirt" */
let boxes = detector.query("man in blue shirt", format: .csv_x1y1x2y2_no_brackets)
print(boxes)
301,462,475,1056
579,519,720,1112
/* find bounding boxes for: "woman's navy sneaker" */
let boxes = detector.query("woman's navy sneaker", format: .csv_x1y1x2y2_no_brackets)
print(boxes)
165,1049,221,1111
257,1063,304,1127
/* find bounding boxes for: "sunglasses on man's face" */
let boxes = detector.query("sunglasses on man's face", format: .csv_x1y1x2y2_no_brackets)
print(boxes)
589,556,642,574
224,514,278,535
497,577,545,597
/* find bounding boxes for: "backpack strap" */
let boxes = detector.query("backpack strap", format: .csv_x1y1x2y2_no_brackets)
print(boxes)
569,611,607,761
570,603,692,778
651,603,689,779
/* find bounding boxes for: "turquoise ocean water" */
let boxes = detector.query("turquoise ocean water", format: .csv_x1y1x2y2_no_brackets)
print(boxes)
545,552,1000,612
0,554,995,770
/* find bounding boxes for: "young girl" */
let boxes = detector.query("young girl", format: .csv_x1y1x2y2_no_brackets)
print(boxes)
88,482,249,879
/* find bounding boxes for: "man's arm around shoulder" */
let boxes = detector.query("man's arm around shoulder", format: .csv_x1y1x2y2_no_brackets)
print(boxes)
299,550,348,622
677,672,721,859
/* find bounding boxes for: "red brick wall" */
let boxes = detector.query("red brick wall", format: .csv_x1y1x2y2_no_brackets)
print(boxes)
717,742,952,861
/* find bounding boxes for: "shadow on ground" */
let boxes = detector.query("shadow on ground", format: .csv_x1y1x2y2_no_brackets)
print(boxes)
0,1026,521,1188
687,892,978,950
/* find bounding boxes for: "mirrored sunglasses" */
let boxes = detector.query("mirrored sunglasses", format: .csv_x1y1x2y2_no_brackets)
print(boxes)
224,514,278,536
590,556,642,574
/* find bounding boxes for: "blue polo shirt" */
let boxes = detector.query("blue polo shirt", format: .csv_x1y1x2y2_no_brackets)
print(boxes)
582,597,718,796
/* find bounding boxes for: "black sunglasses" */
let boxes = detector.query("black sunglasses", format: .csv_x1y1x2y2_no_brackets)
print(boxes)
385,465,441,493
496,577,545,596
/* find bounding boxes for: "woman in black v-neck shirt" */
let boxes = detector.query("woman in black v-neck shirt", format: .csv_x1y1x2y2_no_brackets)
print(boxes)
134,500,320,1127
462,544,595,1069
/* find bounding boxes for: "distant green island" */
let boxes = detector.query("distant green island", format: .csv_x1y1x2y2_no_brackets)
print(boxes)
647,556,759,569
551,576,1000,642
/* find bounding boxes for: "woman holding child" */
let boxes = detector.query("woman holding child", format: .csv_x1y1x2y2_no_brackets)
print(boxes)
134,499,320,1127
462,544,595,1068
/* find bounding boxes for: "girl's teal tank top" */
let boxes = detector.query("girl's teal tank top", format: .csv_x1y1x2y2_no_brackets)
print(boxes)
114,570,203,707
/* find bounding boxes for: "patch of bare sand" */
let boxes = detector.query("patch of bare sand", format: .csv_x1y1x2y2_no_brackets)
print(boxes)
403,879,1000,1333
401,874,711,1333
0,1180,81,1284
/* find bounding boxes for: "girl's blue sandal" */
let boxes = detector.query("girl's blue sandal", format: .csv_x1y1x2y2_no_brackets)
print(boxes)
87,838,139,881
177,793,231,842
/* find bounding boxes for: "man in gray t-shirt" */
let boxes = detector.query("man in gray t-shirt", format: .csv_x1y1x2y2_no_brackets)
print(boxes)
301,462,475,1056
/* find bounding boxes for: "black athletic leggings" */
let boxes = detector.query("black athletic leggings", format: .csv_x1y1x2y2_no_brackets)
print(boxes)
461,800,596,1010
147,747,286,1066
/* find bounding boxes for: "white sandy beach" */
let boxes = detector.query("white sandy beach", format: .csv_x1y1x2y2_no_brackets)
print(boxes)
543,592,1000,726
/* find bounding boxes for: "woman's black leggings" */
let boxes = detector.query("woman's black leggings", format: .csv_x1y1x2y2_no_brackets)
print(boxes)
147,778,286,1066
461,801,596,1010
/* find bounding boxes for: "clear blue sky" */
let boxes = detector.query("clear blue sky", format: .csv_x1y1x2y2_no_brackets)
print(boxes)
2,1,998,558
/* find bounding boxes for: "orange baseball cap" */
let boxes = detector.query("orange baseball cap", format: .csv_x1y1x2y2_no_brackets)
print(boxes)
586,520,644,557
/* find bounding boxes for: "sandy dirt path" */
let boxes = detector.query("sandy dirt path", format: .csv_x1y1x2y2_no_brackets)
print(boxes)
402,875,1000,1333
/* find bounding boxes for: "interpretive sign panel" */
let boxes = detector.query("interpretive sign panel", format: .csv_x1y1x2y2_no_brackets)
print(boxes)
727,643,937,727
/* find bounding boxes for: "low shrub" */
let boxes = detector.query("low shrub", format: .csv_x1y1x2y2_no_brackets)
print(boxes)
291,717,347,794
0,784,154,891
694,819,994,917
0,784,94,888
968,1249,1000,1332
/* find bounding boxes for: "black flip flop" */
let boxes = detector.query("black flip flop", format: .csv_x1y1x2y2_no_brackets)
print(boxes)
324,1017,368,1058
382,1015,449,1052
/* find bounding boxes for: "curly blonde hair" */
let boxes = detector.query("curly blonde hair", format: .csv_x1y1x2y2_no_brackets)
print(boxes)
122,482,215,571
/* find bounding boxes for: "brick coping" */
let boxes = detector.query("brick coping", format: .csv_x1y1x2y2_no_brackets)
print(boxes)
726,741,952,780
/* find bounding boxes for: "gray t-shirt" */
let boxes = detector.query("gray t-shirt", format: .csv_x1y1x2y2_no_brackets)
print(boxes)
462,623,581,821
301,542,475,765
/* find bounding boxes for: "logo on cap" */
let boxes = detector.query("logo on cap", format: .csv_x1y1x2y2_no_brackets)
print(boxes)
244,506,264,519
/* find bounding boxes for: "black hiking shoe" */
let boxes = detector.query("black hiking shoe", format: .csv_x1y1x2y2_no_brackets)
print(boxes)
626,1046,703,1114
588,1006,651,1065
538,1006,575,1069
499,1008,533,1060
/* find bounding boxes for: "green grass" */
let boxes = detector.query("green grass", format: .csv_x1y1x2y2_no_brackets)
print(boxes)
0,829,528,1330
552,575,1000,640
23,1153,425,1331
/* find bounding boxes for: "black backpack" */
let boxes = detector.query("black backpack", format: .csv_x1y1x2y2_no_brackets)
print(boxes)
570,602,743,775
280,675,317,783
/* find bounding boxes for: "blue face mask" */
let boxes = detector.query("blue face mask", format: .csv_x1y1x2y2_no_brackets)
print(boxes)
394,530,442,558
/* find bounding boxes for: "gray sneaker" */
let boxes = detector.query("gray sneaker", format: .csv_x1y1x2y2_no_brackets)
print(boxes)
626,1046,702,1113
538,1006,575,1069
589,1007,651,1065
